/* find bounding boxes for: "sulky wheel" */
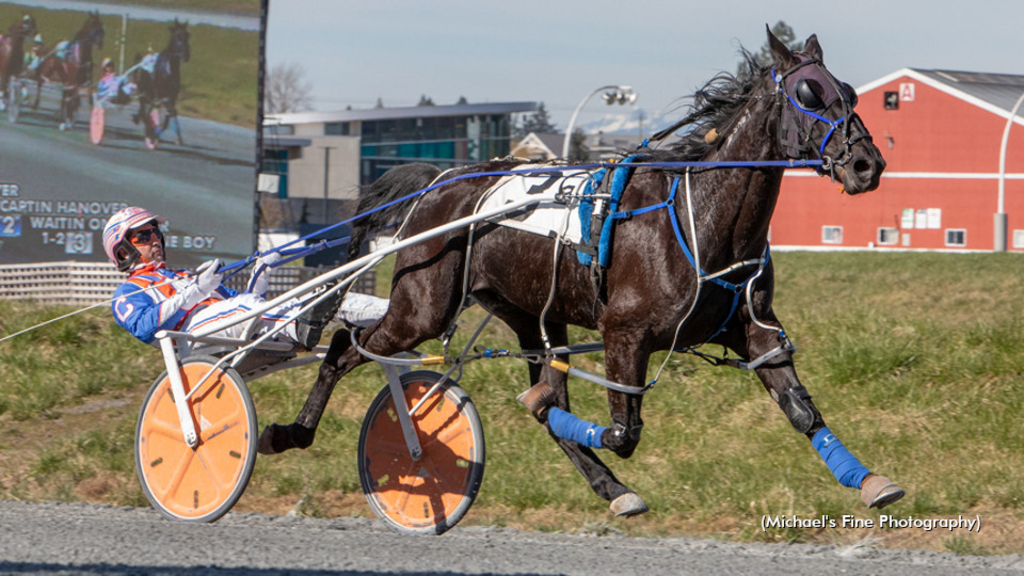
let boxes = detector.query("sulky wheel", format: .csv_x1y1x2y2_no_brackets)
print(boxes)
135,356,257,523
89,104,104,144
358,370,485,535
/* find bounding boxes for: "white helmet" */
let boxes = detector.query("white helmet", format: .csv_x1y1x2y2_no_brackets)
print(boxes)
102,207,167,272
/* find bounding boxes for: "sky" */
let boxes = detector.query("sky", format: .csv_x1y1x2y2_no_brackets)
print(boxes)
265,0,1024,134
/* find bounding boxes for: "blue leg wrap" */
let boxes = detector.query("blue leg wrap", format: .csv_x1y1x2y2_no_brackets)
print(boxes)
812,427,871,489
547,407,606,449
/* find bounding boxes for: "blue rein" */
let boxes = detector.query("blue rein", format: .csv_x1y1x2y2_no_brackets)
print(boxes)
220,159,820,284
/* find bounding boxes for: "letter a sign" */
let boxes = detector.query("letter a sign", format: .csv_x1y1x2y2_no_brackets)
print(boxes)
900,83,915,102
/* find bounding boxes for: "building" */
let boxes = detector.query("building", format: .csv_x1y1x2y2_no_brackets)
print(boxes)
509,131,643,162
261,101,537,225
771,68,1024,251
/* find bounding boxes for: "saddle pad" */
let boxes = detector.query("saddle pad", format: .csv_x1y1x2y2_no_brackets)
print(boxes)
477,165,602,245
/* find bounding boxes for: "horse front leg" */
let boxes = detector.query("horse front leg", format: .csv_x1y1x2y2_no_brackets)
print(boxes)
742,313,905,509
513,321,645,516
167,102,183,145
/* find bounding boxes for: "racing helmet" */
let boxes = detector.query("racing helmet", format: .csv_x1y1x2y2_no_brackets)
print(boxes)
103,207,167,272
33,34,42,44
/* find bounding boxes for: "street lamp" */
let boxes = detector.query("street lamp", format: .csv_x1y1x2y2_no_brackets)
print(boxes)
994,89,1024,252
562,85,637,159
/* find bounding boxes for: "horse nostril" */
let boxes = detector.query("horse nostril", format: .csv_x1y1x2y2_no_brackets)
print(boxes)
854,158,872,176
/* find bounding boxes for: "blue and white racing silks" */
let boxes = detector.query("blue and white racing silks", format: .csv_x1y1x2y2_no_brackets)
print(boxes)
111,262,236,345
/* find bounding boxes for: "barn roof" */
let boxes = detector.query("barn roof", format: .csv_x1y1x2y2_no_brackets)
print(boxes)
860,68,1024,122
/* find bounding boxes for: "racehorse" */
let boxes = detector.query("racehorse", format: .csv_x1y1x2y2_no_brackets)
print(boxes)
0,14,36,110
33,11,103,129
259,29,905,516
132,19,190,148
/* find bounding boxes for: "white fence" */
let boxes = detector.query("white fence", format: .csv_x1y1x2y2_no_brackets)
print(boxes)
0,262,376,306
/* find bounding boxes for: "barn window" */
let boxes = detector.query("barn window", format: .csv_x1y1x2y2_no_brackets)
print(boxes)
1013,230,1024,249
822,226,843,244
945,229,966,247
877,227,899,246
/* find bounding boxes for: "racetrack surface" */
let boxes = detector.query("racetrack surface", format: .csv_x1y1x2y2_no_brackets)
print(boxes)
1,501,1021,575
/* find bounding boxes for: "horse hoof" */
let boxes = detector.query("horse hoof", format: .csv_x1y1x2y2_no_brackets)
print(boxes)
256,424,282,455
517,381,556,420
609,492,649,517
257,423,315,455
860,474,905,509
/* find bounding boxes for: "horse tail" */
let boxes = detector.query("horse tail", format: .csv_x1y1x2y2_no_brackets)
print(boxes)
347,162,442,262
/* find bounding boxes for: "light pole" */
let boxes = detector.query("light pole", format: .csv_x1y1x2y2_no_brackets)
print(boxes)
995,90,1024,252
562,85,637,159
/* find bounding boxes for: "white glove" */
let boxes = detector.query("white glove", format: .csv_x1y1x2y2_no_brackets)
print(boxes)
247,252,281,297
195,259,223,295
178,259,222,309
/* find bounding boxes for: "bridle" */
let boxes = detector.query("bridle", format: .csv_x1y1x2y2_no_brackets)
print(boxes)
166,26,190,61
772,55,867,179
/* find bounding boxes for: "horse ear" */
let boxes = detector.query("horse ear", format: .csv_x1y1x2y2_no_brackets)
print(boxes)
803,34,823,62
767,24,798,70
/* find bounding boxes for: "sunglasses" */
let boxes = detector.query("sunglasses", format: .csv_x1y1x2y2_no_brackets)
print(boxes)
129,227,163,245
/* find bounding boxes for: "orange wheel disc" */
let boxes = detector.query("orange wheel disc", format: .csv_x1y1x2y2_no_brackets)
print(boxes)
135,356,257,522
358,371,485,535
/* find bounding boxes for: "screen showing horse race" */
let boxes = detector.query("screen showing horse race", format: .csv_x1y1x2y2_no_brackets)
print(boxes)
0,0,260,269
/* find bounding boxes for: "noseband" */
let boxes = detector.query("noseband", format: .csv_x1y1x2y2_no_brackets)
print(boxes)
772,57,867,178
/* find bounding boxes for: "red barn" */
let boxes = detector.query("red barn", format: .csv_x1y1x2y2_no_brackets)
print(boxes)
772,69,1024,251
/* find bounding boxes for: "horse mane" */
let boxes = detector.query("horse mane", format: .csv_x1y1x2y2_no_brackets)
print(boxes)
647,49,767,163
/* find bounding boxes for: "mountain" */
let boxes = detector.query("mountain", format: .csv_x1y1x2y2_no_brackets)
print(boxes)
573,107,683,137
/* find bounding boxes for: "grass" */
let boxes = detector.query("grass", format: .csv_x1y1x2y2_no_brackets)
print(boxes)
0,4,258,127
2,251,1024,555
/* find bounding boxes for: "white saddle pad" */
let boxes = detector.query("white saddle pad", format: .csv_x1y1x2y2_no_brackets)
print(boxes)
477,165,603,244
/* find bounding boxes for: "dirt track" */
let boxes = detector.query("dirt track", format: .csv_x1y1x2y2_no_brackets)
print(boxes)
0,500,1022,575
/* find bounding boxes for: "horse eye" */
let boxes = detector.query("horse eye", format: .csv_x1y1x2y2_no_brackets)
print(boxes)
842,82,859,108
795,79,825,110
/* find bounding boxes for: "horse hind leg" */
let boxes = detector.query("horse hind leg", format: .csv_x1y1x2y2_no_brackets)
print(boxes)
259,249,465,454
512,320,648,517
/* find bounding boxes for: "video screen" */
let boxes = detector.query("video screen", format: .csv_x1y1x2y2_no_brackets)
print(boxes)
0,0,260,269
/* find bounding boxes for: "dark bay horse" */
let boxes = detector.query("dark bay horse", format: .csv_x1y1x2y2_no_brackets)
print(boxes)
133,19,190,148
33,11,103,129
0,14,36,110
260,29,904,516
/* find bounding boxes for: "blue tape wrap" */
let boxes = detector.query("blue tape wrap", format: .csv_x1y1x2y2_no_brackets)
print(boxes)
812,427,870,489
576,172,604,266
597,156,641,268
547,407,606,449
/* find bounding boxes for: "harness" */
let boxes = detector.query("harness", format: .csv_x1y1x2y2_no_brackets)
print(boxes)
771,55,865,181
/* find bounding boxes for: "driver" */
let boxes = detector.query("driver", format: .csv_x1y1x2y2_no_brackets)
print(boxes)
95,57,135,104
103,206,386,349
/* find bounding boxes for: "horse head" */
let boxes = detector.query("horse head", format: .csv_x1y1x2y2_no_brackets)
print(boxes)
77,11,104,49
167,19,190,63
768,28,885,194
10,14,37,37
